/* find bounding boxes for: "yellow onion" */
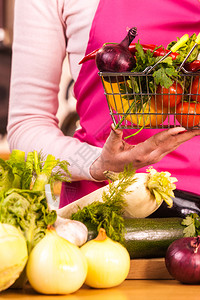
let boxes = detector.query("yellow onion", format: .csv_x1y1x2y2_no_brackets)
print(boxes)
0,223,28,292
26,227,87,295
80,228,130,288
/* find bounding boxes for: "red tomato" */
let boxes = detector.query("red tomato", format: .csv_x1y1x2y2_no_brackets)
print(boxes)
176,102,200,128
191,77,200,102
156,82,183,108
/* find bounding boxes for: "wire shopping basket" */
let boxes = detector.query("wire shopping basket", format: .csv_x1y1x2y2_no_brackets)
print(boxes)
100,70,200,130
99,33,200,130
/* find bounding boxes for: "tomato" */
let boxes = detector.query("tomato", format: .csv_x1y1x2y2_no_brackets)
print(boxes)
156,82,183,108
191,76,200,102
176,101,200,128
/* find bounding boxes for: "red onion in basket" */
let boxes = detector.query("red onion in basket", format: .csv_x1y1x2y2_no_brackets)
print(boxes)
95,27,137,73
165,236,200,284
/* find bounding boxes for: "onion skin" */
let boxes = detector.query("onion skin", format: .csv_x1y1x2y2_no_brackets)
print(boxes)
165,237,200,284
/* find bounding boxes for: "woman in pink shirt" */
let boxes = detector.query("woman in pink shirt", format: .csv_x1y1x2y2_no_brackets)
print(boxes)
8,0,200,216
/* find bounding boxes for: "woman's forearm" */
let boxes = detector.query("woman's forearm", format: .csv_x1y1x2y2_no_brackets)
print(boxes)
7,0,102,181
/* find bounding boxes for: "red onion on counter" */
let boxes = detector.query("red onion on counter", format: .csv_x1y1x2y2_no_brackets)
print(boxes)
165,236,200,284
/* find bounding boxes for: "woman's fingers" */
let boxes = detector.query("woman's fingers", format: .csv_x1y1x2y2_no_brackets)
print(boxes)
90,126,200,181
103,124,132,154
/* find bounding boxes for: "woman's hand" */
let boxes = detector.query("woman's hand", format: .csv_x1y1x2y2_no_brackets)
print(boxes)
90,124,200,181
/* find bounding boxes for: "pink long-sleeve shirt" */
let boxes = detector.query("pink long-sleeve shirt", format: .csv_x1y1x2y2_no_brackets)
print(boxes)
8,0,101,181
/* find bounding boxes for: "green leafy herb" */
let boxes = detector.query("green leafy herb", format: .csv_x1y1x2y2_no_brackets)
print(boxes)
133,40,157,72
182,213,200,237
153,66,178,89
31,151,70,193
71,165,136,244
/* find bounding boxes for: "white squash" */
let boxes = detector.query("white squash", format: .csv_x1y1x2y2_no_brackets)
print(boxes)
57,168,177,219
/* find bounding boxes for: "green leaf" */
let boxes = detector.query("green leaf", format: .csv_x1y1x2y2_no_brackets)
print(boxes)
153,67,174,88
181,213,200,237
182,215,196,237
6,150,26,189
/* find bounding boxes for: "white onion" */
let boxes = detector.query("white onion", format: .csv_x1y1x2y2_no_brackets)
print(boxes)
26,227,88,294
80,228,130,288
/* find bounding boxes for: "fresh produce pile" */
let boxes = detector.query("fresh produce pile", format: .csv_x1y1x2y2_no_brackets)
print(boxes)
0,150,151,294
1,27,200,293
0,150,200,292
80,28,200,129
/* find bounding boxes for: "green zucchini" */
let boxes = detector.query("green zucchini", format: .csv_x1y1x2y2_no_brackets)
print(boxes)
86,218,185,259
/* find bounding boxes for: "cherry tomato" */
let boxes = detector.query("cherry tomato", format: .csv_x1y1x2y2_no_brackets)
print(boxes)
176,101,200,128
191,77,200,102
156,82,183,108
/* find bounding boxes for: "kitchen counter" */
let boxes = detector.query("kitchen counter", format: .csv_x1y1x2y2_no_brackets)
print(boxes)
1,259,200,300
1,280,200,300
